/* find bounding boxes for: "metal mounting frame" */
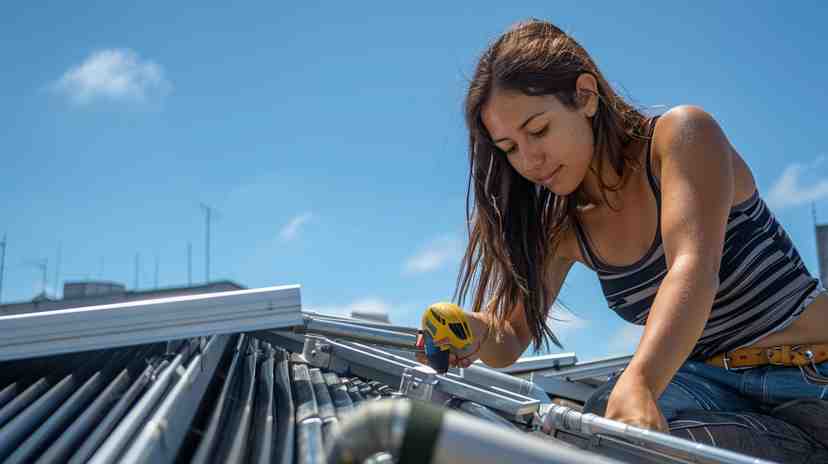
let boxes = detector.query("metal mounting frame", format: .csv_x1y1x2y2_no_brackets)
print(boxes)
0,285,302,362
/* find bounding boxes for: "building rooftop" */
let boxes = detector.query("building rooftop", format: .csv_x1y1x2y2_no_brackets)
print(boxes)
0,283,822,463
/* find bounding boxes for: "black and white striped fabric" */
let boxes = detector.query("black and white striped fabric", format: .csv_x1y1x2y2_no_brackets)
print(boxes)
573,118,823,360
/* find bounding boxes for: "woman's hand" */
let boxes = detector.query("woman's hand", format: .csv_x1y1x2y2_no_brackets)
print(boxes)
415,334,483,368
415,308,489,369
604,375,669,433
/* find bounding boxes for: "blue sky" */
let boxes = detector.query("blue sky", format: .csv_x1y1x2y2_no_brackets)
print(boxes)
2,2,827,361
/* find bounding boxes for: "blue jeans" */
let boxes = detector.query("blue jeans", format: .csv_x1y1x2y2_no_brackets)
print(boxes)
584,359,828,420
582,360,828,461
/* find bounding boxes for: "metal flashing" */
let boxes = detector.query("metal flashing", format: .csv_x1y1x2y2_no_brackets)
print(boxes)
0,285,302,362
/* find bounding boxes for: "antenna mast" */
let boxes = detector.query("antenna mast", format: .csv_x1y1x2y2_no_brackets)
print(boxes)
134,253,140,290
54,244,61,299
200,203,219,283
0,234,6,303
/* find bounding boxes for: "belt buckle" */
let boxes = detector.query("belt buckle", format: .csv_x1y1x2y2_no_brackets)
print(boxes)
722,354,732,371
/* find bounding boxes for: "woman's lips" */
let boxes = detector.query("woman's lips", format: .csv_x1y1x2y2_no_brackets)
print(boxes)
540,165,563,184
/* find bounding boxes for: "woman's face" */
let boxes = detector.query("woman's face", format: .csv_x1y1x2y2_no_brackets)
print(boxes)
481,86,596,197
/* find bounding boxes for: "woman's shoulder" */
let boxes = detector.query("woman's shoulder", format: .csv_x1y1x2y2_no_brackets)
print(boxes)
650,105,721,160
650,106,757,207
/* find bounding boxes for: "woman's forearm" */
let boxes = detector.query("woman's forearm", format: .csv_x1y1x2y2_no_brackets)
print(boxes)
621,258,719,397
466,311,525,368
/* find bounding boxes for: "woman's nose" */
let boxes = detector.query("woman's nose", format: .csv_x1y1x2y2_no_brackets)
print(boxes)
523,143,545,169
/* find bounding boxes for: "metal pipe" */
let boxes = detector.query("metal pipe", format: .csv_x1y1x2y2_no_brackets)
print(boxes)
251,344,276,464
302,311,419,335
6,369,109,464
450,400,519,431
309,368,339,447
0,378,49,429
37,367,133,464
120,335,230,463
0,373,78,461
322,373,353,419
223,341,258,464
294,364,325,464
88,352,185,463
191,336,245,464
326,399,623,464
297,317,418,350
68,362,156,464
459,364,552,407
0,383,16,409
541,404,776,464
274,347,295,464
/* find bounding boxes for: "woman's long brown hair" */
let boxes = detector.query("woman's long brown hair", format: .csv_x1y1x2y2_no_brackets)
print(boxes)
455,19,650,351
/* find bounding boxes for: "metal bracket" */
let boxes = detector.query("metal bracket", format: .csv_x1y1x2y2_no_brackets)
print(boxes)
303,338,332,369
399,365,438,401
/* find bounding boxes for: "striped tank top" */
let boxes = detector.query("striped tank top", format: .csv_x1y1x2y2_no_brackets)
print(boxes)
573,118,823,360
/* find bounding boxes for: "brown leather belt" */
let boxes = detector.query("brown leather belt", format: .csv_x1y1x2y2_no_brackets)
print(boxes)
706,343,828,370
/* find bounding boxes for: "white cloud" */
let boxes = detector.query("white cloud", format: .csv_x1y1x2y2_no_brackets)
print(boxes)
547,301,590,344
53,49,170,104
404,236,463,274
606,324,644,357
766,157,828,210
280,212,313,241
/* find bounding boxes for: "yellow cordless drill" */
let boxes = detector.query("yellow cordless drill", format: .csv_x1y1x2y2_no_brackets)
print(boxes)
416,302,475,373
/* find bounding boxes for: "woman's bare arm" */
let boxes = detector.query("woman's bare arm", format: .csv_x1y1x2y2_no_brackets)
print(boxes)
471,255,574,368
605,106,735,431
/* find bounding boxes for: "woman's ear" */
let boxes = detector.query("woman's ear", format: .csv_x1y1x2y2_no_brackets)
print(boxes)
575,73,599,117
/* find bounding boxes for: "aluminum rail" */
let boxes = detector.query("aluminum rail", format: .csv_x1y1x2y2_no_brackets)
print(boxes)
541,404,774,464
302,311,419,335
255,332,542,420
326,399,623,464
327,336,551,412
268,316,598,404
283,315,418,350
480,353,579,375
539,355,633,381
0,284,302,362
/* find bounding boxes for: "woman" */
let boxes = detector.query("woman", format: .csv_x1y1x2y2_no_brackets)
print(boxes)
428,19,828,434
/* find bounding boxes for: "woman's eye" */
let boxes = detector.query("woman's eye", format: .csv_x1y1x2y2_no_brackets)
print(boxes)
529,125,548,137
498,145,516,155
